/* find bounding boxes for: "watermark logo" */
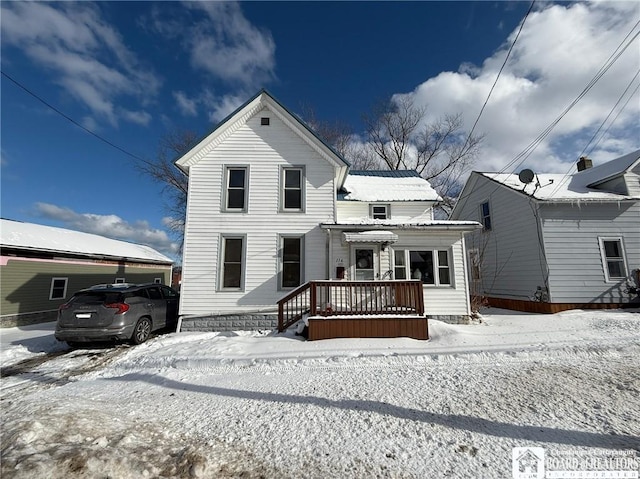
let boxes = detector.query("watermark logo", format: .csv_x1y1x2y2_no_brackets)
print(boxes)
512,447,545,479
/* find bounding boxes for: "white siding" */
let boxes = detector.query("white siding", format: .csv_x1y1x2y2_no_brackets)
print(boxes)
327,229,471,316
337,201,433,222
180,108,335,315
541,201,640,303
452,174,547,301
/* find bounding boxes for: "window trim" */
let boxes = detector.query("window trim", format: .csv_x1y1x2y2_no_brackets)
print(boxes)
218,234,246,291
370,204,390,220
222,165,249,213
49,277,68,300
391,248,454,287
480,201,492,231
278,234,305,291
280,166,305,212
598,237,628,282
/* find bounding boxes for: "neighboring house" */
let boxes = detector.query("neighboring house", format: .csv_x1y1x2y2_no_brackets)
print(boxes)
0,219,174,327
450,150,640,313
175,90,481,334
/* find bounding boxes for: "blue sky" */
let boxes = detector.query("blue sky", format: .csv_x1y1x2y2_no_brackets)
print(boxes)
2,1,638,260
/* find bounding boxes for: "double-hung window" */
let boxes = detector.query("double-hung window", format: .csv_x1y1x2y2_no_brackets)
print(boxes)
49,277,68,300
282,167,304,211
598,237,628,282
371,204,389,220
280,235,304,289
220,235,245,290
480,201,491,231
392,249,452,286
224,167,248,212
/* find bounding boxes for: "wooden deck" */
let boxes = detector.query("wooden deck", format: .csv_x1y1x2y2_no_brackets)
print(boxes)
277,280,428,340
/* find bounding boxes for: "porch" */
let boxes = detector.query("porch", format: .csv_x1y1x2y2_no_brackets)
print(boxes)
277,280,428,340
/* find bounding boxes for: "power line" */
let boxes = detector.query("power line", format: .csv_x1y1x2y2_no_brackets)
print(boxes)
1,70,146,162
461,0,536,152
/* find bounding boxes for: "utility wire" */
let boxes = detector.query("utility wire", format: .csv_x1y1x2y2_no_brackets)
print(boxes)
452,19,640,215
461,0,536,153
1,70,146,162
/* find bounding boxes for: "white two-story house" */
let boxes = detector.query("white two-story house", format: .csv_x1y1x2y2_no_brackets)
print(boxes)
175,90,480,334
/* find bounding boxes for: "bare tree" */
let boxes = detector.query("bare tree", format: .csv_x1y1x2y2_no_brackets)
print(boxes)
361,96,484,199
136,129,197,249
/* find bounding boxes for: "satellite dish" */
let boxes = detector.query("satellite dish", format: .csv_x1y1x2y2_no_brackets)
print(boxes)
518,169,535,184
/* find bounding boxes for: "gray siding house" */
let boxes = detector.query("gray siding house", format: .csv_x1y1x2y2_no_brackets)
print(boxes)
175,90,481,333
450,150,640,312
1,219,174,327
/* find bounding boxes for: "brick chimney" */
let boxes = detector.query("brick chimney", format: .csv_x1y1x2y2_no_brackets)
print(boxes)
577,156,593,172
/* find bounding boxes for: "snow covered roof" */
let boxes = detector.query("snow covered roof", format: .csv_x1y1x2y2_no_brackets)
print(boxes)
482,149,640,202
323,219,482,231
0,219,173,264
340,170,442,202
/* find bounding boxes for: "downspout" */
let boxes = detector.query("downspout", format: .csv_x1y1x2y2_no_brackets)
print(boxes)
460,231,472,316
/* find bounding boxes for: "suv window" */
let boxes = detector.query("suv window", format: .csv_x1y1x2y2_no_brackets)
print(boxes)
147,286,163,300
73,292,123,304
160,286,178,299
127,289,150,299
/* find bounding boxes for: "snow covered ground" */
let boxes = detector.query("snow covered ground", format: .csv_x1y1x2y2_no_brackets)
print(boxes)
1,308,639,478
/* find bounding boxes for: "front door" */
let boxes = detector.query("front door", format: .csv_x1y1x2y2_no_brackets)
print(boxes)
352,246,379,280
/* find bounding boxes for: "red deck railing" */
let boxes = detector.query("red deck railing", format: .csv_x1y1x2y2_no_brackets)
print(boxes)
277,280,424,332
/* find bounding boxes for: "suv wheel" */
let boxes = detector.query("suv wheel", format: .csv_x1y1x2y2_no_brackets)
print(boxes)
132,317,152,345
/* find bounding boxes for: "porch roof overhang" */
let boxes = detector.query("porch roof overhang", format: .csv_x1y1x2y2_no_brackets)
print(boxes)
342,230,399,244
321,221,482,233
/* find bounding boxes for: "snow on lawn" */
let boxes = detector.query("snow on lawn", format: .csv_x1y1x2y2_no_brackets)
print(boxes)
1,309,639,478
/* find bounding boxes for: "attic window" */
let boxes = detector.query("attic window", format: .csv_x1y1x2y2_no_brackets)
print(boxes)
371,204,389,220
261,117,270,126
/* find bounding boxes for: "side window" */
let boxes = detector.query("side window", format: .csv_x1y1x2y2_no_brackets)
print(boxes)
599,237,628,281
160,286,179,299
281,167,304,211
147,287,163,300
480,201,492,231
49,278,68,300
224,166,248,212
129,289,150,299
220,235,245,290
393,250,406,280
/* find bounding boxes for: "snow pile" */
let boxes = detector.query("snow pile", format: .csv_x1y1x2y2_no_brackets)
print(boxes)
1,308,639,478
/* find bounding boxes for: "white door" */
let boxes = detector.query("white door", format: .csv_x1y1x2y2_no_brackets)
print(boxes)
351,246,379,280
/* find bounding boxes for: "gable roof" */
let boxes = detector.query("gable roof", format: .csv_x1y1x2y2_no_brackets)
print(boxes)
477,149,640,202
174,89,350,186
0,219,173,264
340,170,442,202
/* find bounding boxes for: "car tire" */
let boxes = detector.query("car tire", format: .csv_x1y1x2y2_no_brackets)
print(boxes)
66,341,82,349
131,317,152,345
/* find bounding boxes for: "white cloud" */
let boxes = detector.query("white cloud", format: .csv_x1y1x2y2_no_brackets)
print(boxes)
173,91,198,116
186,2,275,87
1,2,160,127
33,203,180,259
396,1,639,175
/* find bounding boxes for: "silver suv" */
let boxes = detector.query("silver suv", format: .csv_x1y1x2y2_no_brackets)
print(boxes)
55,283,179,346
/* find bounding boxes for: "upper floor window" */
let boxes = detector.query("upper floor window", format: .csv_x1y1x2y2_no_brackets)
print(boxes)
224,167,248,212
220,235,245,290
371,204,389,220
282,167,304,211
480,201,492,231
49,277,68,300
598,237,628,282
392,249,452,286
